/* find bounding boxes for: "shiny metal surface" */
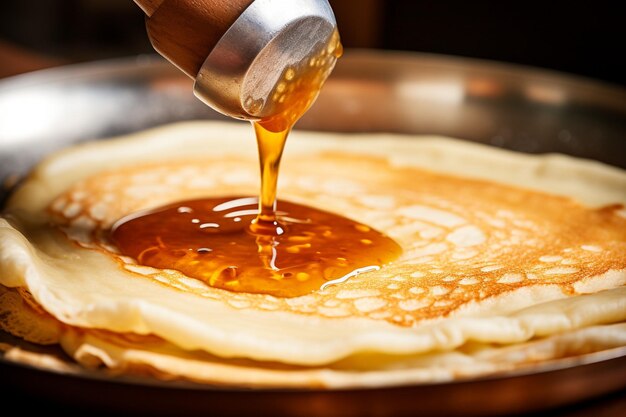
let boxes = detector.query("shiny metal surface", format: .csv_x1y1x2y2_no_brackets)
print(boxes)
0,51,625,416
1,50,624,189
193,0,336,120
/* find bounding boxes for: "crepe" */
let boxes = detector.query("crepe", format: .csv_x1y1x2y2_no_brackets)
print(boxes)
1,121,625,387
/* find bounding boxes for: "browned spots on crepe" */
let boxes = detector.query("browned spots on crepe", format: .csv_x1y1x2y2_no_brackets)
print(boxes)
47,153,626,326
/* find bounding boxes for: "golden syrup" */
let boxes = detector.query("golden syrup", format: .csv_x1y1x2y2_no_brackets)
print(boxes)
112,197,401,297
112,31,402,297
250,29,343,234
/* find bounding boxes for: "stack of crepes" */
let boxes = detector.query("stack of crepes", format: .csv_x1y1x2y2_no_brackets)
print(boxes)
1,121,625,387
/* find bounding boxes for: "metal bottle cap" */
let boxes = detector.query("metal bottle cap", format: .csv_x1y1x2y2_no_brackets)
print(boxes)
193,0,337,121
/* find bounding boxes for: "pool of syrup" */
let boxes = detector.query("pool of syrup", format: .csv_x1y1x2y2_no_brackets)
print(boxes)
112,196,401,297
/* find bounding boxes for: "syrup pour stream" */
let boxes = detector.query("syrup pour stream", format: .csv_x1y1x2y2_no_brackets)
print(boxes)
112,31,402,297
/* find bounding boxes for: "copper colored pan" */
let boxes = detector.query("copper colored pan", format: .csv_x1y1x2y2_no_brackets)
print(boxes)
1,51,625,416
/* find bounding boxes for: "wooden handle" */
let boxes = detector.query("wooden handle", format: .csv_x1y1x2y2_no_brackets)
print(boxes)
134,0,254,78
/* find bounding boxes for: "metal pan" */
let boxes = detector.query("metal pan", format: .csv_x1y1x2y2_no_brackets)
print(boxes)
1,51,625,416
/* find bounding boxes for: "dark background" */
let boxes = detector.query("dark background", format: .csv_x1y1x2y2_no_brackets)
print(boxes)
0,0,624,85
